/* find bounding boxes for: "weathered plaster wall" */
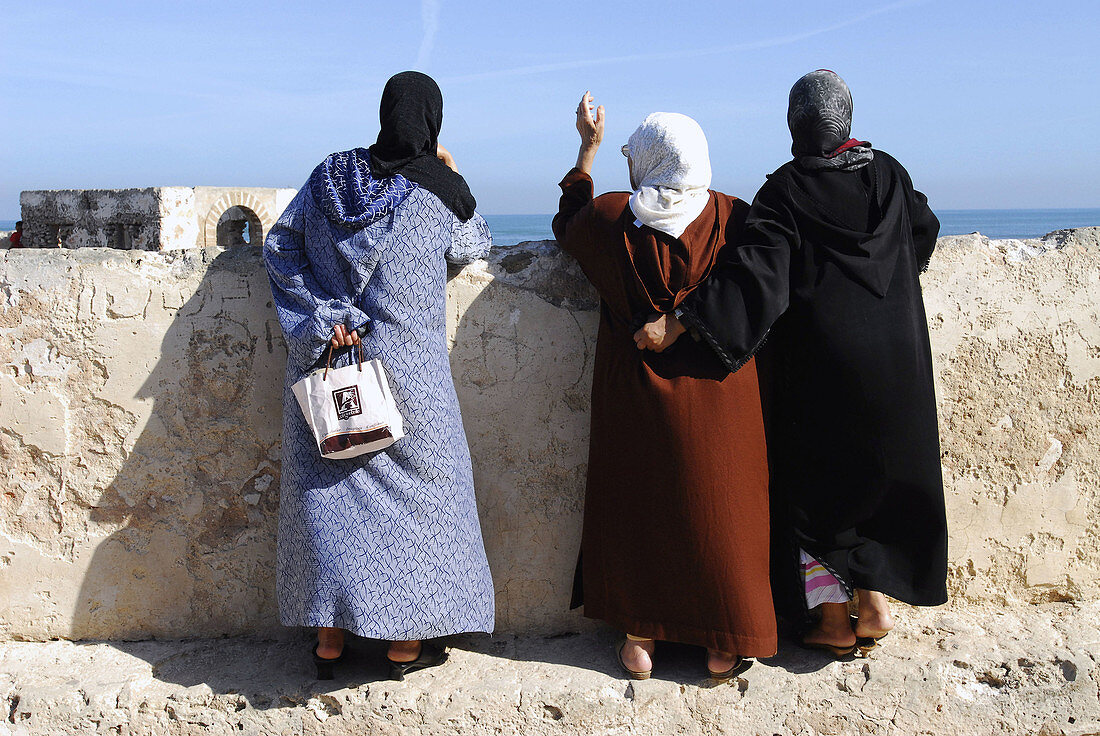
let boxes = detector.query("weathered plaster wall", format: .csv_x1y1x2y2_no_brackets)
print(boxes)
0,229,1096,641
925,228,1100,605
19,189,164,250
19,187,296,251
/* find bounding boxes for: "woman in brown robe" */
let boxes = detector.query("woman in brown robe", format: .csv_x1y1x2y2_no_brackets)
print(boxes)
552,93,776,679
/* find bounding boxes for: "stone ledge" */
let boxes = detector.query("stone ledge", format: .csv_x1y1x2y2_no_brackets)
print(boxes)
1,603,1096,736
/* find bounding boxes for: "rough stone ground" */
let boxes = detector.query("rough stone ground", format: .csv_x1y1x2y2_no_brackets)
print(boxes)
2,602,1097,736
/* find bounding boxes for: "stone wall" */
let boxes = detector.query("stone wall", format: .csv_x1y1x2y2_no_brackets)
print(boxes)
18,187,296,251
0,229,1096,641
925,228,1100,604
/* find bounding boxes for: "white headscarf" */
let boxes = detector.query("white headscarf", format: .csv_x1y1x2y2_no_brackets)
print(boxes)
625,112,712,239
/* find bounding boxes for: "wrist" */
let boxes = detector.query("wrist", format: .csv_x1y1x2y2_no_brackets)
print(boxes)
576,145,598,173
667,313,687,338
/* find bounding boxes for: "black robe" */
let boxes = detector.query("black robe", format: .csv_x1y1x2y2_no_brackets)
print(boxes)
678,150,948,614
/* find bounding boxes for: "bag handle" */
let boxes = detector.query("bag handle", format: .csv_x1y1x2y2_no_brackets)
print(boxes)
322,341,365,380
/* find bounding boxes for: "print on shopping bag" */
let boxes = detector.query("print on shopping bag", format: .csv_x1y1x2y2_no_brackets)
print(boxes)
332,386,363,420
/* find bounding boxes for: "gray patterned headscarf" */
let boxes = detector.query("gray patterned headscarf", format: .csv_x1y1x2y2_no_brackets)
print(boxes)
787,70,873,171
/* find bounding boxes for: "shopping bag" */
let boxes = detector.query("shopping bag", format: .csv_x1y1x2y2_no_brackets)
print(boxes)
291,343,405,460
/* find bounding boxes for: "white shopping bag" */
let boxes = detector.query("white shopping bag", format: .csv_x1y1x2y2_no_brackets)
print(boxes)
291,344,405,460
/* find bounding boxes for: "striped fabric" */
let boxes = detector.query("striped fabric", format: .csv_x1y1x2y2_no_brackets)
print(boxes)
800,549,850,608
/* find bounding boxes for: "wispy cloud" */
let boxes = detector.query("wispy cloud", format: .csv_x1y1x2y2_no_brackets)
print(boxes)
440,0,928,84
415,0,441,71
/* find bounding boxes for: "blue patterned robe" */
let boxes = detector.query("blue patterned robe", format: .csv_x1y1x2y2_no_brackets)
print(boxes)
263,148,495,640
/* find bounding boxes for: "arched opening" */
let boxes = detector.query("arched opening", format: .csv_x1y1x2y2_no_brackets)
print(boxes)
201,193,274,249
215,206,263,247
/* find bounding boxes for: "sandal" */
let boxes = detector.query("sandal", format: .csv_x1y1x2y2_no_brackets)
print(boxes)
855,631,890,654
851,616,891,654
799,638,857,659
387,641,449,682
707,654,748,681
616,641,652,680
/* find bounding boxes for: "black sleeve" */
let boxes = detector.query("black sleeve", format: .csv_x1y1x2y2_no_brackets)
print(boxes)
886,153,939,272
678,179,797,374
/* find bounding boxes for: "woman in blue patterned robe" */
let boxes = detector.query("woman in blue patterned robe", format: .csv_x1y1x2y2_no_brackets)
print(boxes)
263,72,495,678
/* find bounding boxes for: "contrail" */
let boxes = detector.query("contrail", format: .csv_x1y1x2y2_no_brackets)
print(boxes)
440,0,928,84
415,0,441,71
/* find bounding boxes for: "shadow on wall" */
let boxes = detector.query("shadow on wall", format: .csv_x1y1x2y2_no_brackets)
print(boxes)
66,244,603,701
71,248,287,640
60,244,606,642
445,249,600,638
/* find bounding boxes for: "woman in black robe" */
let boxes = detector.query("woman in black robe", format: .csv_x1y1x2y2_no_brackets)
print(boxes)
636,70,948,655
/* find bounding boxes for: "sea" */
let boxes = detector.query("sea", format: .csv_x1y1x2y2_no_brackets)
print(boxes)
4,209,1098,247
482,210,1100,246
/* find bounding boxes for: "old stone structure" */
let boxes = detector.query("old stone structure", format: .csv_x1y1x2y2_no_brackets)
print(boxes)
17,186,296,250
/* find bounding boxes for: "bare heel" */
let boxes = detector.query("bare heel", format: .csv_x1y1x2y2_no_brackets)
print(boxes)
707,654,748,681
312,641,347,681
616,639,653,680
387,642,448,682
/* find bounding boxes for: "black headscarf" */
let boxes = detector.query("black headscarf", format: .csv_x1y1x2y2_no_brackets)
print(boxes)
787,70,873,171
369,71,477,221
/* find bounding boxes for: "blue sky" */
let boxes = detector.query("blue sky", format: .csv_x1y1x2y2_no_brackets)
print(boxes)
1,0,1097,217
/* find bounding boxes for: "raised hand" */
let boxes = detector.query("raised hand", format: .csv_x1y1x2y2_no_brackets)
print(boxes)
576,91,605,148
575,91,605,173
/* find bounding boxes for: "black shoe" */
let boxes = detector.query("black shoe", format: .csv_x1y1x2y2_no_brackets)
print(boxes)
313,642,348,681
387,642,448,682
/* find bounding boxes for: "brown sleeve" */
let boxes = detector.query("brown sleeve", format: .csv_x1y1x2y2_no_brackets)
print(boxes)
552,167,595,247
551,168,625,306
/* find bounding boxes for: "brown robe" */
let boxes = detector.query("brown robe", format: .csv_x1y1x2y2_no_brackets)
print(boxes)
552,168,776,656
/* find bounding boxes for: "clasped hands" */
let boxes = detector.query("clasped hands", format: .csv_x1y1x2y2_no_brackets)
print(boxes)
333,313,686,352
331,324,361,350
633,313,686,352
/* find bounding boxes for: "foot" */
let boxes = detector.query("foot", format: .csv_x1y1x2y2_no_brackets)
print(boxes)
854,589,894,638
387,640,423,663
315,627,345,660
803,602,857,648
620,637,654,674
802,623,857,648
706,649,741,675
